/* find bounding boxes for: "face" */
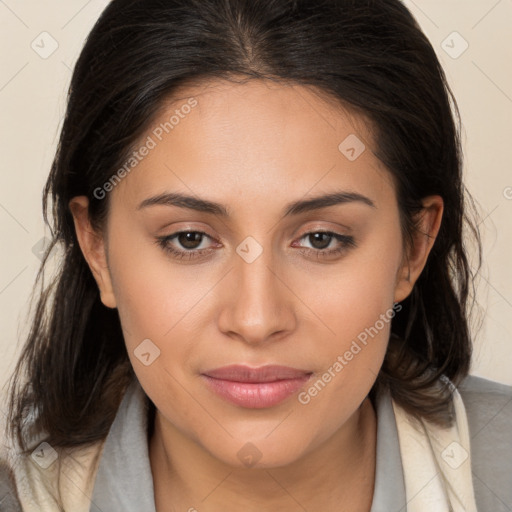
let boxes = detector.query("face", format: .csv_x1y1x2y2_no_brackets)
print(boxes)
71,78,440,469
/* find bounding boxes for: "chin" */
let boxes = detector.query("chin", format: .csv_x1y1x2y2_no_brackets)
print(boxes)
201,434,314,471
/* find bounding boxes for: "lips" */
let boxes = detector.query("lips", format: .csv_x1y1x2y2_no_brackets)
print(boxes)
203,364,312,382
201,365,313,408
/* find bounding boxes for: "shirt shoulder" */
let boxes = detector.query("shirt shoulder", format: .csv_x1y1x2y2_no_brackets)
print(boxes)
0,459,22,511
458,375,512,511
0,396,107,512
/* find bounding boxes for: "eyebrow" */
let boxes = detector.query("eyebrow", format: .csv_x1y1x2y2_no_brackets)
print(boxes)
136,190,376,216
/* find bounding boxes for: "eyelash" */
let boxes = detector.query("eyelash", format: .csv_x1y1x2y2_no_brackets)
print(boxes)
155,230,356,261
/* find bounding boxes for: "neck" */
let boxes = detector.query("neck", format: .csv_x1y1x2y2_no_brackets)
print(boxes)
149,397,377,512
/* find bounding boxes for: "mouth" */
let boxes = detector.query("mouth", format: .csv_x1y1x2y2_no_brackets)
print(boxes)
201,365,313,409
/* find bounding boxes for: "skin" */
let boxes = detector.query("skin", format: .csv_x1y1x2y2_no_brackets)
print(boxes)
69,78,443,511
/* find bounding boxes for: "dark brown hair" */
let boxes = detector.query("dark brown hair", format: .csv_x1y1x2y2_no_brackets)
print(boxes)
7,0,481,452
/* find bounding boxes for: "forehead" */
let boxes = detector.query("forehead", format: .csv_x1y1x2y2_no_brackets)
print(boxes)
111,78,393,211
160,77,374,151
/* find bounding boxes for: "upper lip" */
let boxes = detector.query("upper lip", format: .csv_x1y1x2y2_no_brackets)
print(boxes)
202,365,312,383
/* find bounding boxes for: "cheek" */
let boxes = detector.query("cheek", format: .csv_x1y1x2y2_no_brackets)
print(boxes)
105,228,232,411
302,226,402,396
314,227,402,339
107,226,207,336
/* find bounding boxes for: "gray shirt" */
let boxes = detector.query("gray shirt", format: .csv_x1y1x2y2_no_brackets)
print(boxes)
90,376,512,511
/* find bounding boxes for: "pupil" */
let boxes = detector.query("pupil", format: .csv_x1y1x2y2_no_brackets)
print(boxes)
311,233,330,249
179,232,202,249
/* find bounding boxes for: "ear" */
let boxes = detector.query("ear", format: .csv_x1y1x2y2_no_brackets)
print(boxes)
394,195,444,303
68,196,117,309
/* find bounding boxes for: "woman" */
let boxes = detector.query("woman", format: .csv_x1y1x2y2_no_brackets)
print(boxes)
2,0,511,510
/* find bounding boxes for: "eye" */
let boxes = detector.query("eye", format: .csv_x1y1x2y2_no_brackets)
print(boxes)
155,229,356,262
155,230,219,260
292,231,356,259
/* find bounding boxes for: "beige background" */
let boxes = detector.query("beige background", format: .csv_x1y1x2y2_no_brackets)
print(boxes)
0,0,511,395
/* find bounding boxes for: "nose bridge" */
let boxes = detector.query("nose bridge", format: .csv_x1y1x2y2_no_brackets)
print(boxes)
218,241,295,343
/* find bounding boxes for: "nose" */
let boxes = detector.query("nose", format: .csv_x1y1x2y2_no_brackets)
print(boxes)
217,247,297,345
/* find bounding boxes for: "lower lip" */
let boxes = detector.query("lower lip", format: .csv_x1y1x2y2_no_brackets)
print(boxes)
201,375,312,409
